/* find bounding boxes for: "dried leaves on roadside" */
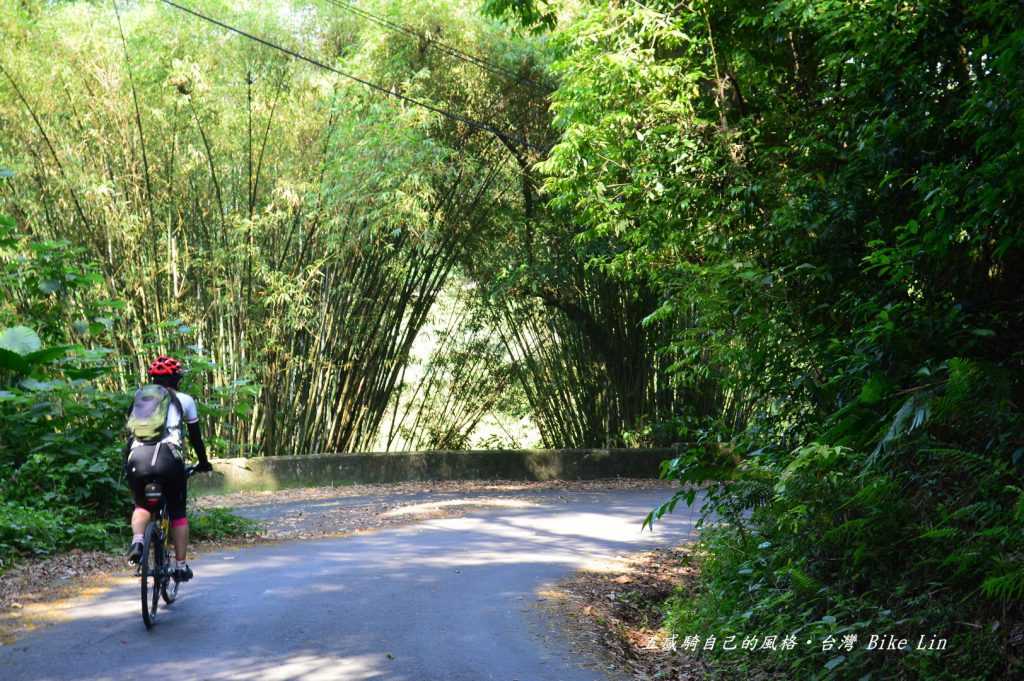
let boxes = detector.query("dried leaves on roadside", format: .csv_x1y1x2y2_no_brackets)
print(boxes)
546,546,709,681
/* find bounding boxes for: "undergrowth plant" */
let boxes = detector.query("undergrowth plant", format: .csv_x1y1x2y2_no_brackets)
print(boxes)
652,358,1023,679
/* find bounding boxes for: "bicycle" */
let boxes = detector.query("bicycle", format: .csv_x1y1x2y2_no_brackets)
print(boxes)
136,464,202,629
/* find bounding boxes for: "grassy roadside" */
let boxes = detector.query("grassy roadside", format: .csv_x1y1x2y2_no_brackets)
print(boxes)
188,508,263,542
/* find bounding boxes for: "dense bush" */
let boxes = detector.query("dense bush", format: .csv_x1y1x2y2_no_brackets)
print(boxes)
0,502,118,566
0,212,132,567
661,405,1023,679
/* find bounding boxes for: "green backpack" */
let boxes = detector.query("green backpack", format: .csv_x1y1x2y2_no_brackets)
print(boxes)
126,384,182,444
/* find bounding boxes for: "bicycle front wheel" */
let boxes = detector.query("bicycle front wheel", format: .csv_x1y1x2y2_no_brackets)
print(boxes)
140,522,161,629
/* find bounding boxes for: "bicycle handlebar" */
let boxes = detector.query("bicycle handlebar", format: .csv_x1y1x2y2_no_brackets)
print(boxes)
185,464,212,478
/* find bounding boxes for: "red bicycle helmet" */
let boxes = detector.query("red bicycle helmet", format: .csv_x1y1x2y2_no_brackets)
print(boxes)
147,355,183,377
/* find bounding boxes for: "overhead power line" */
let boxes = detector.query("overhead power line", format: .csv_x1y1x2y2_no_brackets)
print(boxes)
157,0,539,153
320,0,549,94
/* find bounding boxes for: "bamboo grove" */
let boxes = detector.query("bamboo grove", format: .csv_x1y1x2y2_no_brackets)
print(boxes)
2,1,522,453
1,0,695,454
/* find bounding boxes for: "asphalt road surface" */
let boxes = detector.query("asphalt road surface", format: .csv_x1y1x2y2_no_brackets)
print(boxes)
2,489,702,681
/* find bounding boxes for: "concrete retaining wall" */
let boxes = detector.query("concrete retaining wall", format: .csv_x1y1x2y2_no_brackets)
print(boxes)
191,448,676,495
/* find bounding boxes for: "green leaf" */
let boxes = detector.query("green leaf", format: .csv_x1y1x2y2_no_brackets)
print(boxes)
62,366,110,380
0,348,29,373
859,375,889,404
24,346,72,366
0,326,42,355
824,655,846,671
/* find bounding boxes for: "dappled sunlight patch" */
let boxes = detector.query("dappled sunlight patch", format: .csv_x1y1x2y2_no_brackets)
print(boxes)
380,497,538,518
219,652,390,681
495,510,701,561
188,552,306,579
1,550,136,643
142,651,393,681
0,550,127,612
196,478,674,510
198,478,679,544
0,570,135,644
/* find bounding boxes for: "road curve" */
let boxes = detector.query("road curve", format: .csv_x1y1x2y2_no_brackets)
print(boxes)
1,489,701,681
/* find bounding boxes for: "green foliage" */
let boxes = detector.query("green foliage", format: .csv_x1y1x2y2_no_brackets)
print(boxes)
188,507,262,542
481,0,558,33
0,502,120,569
0,212,255,567
533,0,1024,677
652,362,1024,679
0,3,1021,678
664,423,1022,679
0,210,124,566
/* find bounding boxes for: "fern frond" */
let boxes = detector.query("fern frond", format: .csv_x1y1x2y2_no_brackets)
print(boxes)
981,563,1024,601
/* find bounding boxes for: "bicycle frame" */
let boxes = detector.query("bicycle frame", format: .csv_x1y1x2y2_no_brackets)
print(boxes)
137,465,195,629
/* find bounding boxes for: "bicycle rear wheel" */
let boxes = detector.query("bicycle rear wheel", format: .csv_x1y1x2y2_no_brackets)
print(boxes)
140,522,161,629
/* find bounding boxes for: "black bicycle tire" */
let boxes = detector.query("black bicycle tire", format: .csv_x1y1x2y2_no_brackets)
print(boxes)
140,522,160,629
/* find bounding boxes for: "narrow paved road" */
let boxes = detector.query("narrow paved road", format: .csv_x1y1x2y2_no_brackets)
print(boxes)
2,489,701,681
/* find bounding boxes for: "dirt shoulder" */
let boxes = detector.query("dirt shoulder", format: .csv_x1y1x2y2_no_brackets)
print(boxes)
539,545,710,681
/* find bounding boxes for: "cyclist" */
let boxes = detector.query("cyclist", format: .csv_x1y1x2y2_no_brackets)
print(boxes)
125,355,212,582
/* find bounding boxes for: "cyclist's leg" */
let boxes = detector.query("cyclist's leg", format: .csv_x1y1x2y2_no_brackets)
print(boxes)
126,465,152,560
168,470,192,581
166,455,188,561
131,507,152,535
171,520,188,561
129,473,152,531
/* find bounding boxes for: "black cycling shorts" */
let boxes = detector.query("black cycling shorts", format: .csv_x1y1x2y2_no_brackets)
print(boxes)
126,443,187,521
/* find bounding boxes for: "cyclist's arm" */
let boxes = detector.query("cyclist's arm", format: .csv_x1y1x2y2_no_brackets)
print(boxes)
180,394,211,470
186,421,210,467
